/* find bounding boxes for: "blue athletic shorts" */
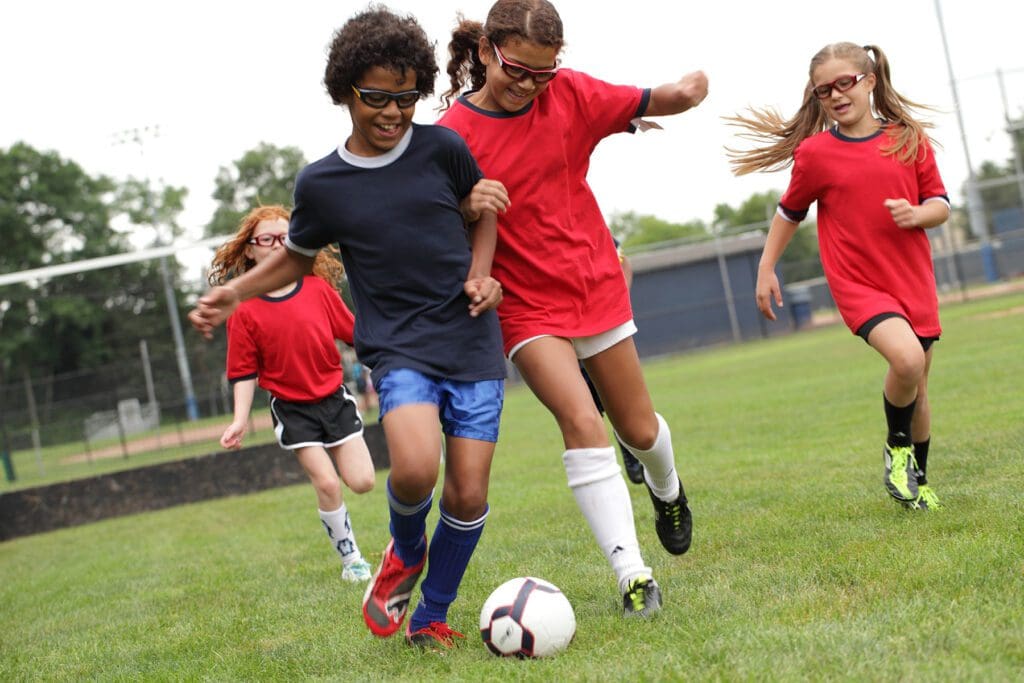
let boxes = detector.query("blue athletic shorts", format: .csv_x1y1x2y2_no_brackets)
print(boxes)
375,368,504,443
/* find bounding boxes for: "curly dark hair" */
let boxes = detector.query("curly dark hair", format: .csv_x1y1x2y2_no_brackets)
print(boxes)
324,5,439,106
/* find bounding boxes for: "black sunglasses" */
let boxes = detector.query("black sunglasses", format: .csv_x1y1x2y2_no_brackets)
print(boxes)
350,85,420,109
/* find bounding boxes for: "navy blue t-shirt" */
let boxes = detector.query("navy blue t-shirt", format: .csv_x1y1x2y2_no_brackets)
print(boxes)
287,124,506,383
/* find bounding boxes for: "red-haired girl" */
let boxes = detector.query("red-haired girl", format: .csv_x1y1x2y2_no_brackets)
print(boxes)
209,205,375,581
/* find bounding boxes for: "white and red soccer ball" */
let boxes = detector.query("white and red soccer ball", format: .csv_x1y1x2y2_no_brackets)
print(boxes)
479,577,576,658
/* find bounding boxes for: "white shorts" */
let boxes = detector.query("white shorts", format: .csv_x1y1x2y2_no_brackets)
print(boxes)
508,320,638,361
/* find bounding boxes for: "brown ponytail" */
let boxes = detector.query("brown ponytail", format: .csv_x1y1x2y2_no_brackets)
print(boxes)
439,0,564,112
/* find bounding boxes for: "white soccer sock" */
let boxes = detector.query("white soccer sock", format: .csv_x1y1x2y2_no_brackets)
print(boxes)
319,503,362,566
616,413,680,501
563,447,651,594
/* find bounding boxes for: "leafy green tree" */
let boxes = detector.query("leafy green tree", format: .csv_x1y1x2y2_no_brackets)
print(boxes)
610,211,707,249
115,178,189,242
976,115,1024,220
204,142,307,237
713,190,779,229
713,189,824,283
0,143,188,377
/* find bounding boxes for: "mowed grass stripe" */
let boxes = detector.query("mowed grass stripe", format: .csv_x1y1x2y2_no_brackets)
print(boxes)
1,292,1021,681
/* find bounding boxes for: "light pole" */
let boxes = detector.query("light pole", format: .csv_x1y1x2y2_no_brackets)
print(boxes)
114,127,200,421
934,0,998,281
712,221,742,344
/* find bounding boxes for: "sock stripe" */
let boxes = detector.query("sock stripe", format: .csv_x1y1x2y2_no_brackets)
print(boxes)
387,478,433,515
439,503,489,533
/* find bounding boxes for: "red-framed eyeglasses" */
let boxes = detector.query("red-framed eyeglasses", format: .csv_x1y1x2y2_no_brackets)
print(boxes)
492,43,559,83
248,234,287,247
812,73,867,100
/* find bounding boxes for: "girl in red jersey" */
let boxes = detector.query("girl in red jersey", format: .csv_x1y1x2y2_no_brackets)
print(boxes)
209,205,376,581
728,43,950,511
437,0,707,617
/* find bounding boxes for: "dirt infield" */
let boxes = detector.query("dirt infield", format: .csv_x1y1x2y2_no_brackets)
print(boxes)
62,413,276,465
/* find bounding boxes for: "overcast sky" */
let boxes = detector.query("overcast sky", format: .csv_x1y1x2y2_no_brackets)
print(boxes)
3,0,1023,273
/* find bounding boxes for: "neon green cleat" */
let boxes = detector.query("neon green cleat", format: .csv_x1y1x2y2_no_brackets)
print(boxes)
622,576,662,618
883,444,919,502
906,484,943,511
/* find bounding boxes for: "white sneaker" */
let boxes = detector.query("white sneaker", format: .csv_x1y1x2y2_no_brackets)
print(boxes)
342,558,372,583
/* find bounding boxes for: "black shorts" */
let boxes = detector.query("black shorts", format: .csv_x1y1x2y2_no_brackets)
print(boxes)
270,385,364,450
856,313,939,352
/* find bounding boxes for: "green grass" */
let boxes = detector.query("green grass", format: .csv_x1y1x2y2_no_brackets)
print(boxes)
1,293,1022,681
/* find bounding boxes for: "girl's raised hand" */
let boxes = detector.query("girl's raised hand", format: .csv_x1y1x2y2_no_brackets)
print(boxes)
465,276,503,317
884,198,918,228
755,268,783,321
461,179,511,224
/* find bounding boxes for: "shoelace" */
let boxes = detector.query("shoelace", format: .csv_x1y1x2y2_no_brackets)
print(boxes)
375,552,407,587
889,447,913,486
625,579,650,611
917,485,943,510
661,498,683,528
419,622,465,647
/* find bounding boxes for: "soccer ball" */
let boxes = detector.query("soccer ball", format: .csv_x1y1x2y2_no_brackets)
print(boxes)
479,576,576,658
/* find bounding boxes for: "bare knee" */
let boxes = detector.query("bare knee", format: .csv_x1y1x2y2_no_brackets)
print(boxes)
310,470,341,507
344,470,375,495
390,467,438,503
441,487,488,521
889,346,926,387
615,414,659,450
556,406,607,446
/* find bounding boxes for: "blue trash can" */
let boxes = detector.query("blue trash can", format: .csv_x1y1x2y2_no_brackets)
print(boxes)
787,285,813,329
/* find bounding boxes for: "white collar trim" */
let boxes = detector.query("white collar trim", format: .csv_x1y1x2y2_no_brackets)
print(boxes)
337,126,413,168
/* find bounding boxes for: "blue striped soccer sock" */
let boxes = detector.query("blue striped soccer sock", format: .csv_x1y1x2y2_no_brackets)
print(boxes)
387,478,431,565
409,503,488,631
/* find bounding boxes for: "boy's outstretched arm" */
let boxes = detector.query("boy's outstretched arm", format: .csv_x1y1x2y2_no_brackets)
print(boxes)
189,248,315,339
643,70,709,117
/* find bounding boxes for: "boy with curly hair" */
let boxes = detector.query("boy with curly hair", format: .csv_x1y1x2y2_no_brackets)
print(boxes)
189,6,506,650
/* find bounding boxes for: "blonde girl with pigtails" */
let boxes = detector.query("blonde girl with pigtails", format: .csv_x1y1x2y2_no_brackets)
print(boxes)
729,43,950,511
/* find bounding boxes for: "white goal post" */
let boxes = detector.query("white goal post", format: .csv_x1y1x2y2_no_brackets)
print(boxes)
0,236,225,287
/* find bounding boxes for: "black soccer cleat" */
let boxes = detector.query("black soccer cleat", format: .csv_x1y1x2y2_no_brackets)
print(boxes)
646,477,692,555
618,440,645,485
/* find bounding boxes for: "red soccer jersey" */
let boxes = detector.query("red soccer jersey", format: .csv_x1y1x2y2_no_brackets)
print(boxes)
226,275,355,402
438,69,647,354
779,126,948,336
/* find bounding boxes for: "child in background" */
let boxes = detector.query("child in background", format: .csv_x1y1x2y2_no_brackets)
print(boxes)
728,42,950,510
438,0,707,617
209,205,375,582
190,7,506,650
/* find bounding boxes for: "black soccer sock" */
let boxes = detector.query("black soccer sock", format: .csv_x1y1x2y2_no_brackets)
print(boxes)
883,394,916,448
914,438,931,484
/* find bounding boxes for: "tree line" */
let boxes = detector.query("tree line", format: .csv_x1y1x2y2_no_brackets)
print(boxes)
3,119,1022,386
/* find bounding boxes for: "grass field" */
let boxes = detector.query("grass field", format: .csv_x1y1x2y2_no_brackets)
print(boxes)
1,292,1022,681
